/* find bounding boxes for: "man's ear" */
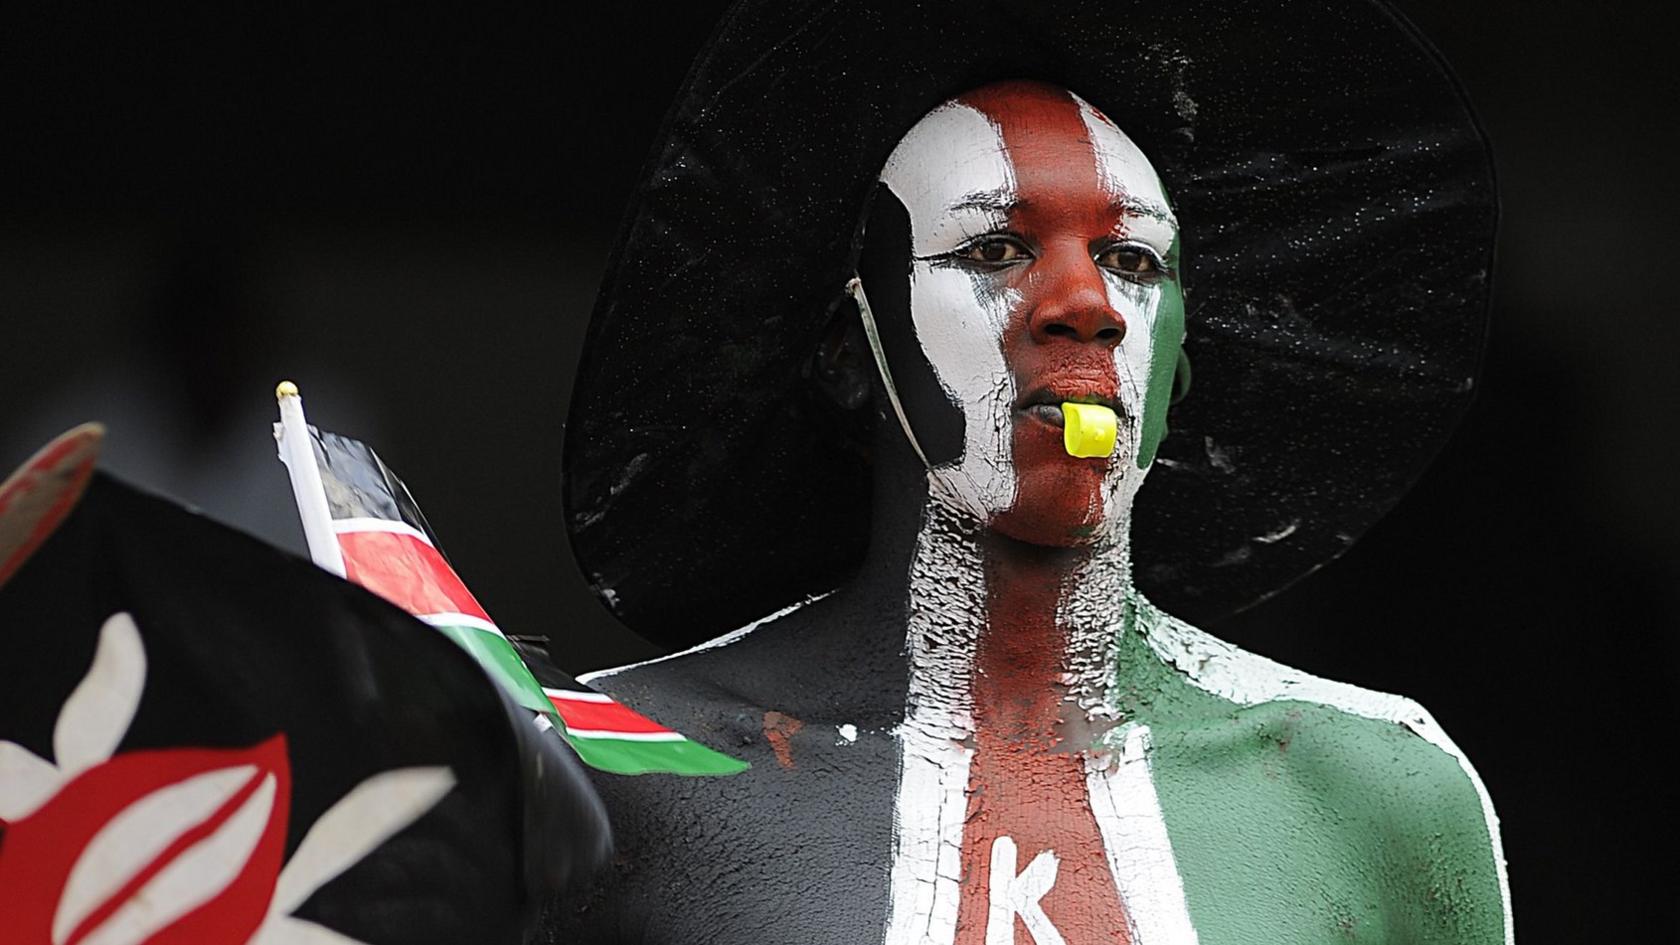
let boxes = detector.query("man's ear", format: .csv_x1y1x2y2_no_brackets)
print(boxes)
810,302,872,411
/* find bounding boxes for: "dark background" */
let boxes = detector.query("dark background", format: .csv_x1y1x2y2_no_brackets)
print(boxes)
1,3,1673,939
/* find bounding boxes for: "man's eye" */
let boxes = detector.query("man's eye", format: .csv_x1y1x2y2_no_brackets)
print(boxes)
1096,245,1160,275
958,237,1030,265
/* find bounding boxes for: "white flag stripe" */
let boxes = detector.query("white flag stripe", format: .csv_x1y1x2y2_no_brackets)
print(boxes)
417,613,505,637
563,729,687,743
542,689,614,704
330,518,434,547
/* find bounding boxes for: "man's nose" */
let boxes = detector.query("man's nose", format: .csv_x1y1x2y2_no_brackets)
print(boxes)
1026,251,1125,346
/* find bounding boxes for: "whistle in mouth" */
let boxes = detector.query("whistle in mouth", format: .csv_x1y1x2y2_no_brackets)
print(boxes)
1062,402,1118,458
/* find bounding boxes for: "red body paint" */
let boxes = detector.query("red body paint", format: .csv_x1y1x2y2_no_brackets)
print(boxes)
953,554,1132,945
950,83,1132,944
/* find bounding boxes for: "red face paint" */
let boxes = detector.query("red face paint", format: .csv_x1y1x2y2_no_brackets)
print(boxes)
962,82,1129,549
948,82,1134,945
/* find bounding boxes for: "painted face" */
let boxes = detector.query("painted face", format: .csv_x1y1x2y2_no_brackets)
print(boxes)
870,81,1183,547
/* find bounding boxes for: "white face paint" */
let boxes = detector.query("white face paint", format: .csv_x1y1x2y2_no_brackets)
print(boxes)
875,85,1179,544
879,102,1022,516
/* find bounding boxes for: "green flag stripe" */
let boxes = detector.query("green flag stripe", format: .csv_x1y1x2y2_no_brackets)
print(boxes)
562,731,750,776
430,622,559,721
430,621,748,776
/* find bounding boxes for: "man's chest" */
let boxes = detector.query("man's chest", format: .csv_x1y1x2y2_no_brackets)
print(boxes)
593,711,1408,945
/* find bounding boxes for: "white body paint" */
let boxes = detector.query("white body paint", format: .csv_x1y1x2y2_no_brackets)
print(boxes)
1085,725,1201,945
885,505,984,945
986,838,1065,945
1075,100,1177,254
879,101,1021,515
577,592,830,685
1059,550,1201,944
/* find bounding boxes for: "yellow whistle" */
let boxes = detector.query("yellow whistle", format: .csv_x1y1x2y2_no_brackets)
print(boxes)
1062,402,1117,458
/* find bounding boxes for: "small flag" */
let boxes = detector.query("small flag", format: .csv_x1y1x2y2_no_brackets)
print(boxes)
510,638,749,776
273,383,746,777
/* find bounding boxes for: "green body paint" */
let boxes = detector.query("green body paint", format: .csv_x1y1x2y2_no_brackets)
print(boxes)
1101,603,1507,942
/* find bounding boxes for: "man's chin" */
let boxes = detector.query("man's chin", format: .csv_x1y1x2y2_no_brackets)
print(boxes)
986,475,1117,550
987,513,1109,549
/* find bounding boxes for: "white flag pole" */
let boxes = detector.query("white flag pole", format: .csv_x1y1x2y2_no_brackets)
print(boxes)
274,381,347,577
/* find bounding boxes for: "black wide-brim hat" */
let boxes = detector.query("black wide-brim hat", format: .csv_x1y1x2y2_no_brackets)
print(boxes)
563,0,1495,649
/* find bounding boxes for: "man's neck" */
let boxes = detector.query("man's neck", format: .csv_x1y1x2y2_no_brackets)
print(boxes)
899,498,1135,740
795,423,1138,733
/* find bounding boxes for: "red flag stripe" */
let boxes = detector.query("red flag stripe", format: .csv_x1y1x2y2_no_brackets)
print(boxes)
337,531,490,622
545,694,676,735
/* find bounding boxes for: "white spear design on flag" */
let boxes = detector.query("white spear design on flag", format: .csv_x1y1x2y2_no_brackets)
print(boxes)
0,612,455,945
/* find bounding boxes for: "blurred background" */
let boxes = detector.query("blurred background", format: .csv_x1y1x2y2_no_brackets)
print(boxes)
2,3,1673,939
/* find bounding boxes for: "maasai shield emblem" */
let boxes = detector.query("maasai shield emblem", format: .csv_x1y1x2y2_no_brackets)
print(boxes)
0,430,609,945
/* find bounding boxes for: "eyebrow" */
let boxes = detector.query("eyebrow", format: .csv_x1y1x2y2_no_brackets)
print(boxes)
947,188,1015,215
943,190,1176,227
1110,196,1176,225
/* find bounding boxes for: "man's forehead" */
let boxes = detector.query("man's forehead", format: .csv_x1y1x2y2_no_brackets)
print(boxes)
881,86,1172,226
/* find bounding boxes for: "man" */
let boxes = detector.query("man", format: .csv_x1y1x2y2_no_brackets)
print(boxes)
548,3,1508,936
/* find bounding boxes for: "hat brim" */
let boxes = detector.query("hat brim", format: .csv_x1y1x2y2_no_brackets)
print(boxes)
563,0,1495,648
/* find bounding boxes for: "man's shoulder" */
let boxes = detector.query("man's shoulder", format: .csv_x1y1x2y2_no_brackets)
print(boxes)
1135,607,1504,837
1135,607,1512,941
578,593,826,720
1139,606,1460,754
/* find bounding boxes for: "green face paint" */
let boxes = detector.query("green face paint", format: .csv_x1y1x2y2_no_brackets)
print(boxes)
1137,233,1185,470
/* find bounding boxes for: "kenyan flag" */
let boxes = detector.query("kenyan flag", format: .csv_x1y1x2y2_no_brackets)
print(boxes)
510,638,749,777
274,384,746,777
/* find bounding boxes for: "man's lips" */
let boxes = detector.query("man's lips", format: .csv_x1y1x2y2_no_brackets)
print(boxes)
1013,385,1124,429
